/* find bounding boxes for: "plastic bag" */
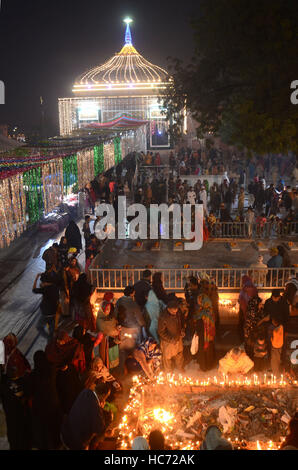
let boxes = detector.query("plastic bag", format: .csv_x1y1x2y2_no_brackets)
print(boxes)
218,406,237,433
190,333,199,355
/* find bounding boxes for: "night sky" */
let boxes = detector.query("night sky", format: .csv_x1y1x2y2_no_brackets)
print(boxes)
0,0,197,136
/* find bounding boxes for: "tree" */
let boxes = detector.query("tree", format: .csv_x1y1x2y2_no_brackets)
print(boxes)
162,0,298,154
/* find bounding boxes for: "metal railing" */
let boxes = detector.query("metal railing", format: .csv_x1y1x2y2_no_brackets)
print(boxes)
89,267,297,291
208,221,298,238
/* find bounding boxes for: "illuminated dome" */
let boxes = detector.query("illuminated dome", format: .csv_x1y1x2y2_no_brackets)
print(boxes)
73,19,169,94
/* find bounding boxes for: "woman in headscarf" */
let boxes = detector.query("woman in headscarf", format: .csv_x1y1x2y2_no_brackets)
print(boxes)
243,295,264,358
145,274,167,343
194,293,216,371
96,293,118,337
125,337,162,380
85,183,96,215
65,220,82,253
199,274,220,331
209,182,221,216
58,236,69,268
25,350,62,450
65,256,81,292
0,339,32,450
145,182,152,206
82,357,121,395
72,325,103,370
152,272,168,305
45,330,86,376
238,275,258,342
96,293,121,370
63,256,81,319
72,273,97,331
277,244,292,268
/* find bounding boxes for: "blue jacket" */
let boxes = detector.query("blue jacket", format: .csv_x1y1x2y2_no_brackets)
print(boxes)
267,255,283,268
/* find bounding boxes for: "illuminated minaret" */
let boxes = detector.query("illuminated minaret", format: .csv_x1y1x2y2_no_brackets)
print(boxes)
59,16,172,149
124,17,133,45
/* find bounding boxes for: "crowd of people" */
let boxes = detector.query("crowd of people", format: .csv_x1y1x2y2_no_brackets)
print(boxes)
1,264,298,450
0,147,298,451
169,147,297,185
238,274,298,376
135,149,298,243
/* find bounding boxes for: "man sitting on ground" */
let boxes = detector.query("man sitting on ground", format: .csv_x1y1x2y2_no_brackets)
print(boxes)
218,347,254,376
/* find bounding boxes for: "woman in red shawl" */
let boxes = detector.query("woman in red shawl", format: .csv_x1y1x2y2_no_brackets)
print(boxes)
238,275,258,342
0,333,32,449
1,333,31,379
45,330,86,376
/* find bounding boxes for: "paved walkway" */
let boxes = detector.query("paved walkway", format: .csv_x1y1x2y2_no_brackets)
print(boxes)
0,217,91,363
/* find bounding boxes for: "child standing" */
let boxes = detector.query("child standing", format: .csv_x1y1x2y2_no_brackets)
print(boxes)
253,335,268,371
269,317,284,375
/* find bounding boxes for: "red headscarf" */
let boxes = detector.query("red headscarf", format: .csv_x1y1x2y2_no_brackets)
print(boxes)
45,330,82,370
3,333,31,378
103,292,114,302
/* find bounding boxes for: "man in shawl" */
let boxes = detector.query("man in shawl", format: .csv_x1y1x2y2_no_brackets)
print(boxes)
158,299,185,372
218,347,254,376
61,382,112,450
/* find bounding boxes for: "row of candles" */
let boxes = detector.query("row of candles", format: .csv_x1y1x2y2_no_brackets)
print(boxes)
118,414,284,451
132,371,297,388
117,372,293,450
218,299,238,314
